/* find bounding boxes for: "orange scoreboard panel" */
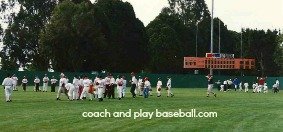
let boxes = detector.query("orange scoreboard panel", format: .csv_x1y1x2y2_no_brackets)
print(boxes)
184,57,255,70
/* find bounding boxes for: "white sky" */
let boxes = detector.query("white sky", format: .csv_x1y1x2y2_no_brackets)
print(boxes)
123,0,283,32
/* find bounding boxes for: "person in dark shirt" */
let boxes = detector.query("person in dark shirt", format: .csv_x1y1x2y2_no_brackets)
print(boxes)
206,74,216,97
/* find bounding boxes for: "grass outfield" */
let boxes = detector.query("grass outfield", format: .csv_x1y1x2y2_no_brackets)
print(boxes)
0,86,282,132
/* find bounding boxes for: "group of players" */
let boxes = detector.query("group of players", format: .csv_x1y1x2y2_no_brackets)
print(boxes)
214,77,280,93
2,72,174,102
56,72,174,101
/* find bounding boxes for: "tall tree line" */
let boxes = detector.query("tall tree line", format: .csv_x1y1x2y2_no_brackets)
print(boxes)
0,0,282,76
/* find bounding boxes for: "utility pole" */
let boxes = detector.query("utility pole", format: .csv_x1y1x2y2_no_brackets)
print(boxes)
210,0,214,75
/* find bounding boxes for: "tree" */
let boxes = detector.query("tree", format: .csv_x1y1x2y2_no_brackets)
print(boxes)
94,0,148,72
242,29,280,76
168,0,210,27
146,11,187,73
0,0,58,71
40,0,107,72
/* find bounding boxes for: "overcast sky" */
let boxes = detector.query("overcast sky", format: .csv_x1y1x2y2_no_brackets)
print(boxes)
123,0,283,32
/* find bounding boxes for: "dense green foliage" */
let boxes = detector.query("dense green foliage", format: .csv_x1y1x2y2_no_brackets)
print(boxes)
0,0,282,75
0,87,282,131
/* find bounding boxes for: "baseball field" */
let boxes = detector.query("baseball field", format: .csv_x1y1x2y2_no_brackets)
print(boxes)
0,87,282,131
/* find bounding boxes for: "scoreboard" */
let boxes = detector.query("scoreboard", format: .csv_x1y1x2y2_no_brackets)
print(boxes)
184,53,255,70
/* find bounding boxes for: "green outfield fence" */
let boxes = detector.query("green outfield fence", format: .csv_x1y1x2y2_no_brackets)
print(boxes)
0,70,282,88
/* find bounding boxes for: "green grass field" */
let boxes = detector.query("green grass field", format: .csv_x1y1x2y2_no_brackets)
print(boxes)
0,86,282,132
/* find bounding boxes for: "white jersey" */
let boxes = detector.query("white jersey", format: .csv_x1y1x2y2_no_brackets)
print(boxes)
83,79,92,87
2,77,14,87
138,78,143,87
79,79,83,86
131,76,138,85
228,80,233,85
167,79,171,88
59,77,67,87
12,76,18,85
223,80,227,85
34,78,40,83
144,80,151,88
157,80,162,88
105,77,111,85
275,80,279,87
244,83,249,88
51,78,57,84
65,83,74,91
110,77,116,85
22,79,28,84
116,78,124,87
96,79,105,88
73,78,80,87
43,77,49,83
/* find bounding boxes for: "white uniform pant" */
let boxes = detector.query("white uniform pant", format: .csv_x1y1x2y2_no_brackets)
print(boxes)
57,86,68,98
5,86,12,101
68,86,79,100
263,86,268,93
220,85,224,91
117,86,123,98
207,84,214,94
157,86,161,96
43,83,48,91
245,86,249,92
98,87,104,99
12,84,17,90
80,86,89,99
258,85,263,93
122,86,126,97
167,86,173,96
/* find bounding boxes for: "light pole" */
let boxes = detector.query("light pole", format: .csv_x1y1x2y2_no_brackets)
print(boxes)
210,0,214,75
196,21,199,57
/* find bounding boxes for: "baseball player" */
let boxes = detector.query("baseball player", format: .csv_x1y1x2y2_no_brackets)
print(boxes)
50,76,57,92
244,82,249,92
42,74,49,92
12,74,18,91
263,83,268,93
21,76,28,92
66,83,75,100
130,72,138,98
206,74,216,97
223,80,228,92
116,76,124,100
252,82,258,93
34,76,40,92
233,78,240,91
137,76,143,96
143,77,151,98
166,76,174,97
156,78,162,97
2,73,14,102
275,79,280,92
104,74,111,98
109,74,116,99
95,75,105,102
122,76,127,98
258,77,266,93
72,76,80,100
80,75,92,100
57,74,68,100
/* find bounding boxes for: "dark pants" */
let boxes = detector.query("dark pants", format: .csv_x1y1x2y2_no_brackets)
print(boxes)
131,84,136,97
51,84,56,92
143,87,149,98
78,86,83,98
105,84,110,98
224,84,227,91
35,83,40,92
108,85,115,98
23,83,27,91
